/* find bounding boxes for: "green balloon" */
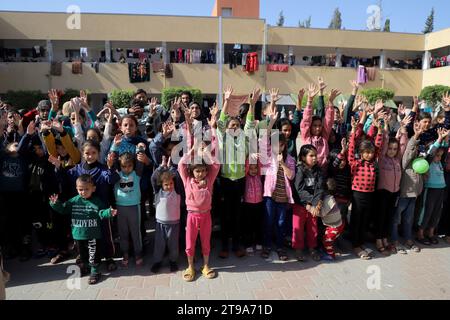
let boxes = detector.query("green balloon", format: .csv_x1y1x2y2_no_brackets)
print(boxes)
412,158,429,174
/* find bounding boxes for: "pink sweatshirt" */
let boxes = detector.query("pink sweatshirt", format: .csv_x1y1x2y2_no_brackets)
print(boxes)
261,154,296,204
300,102,334,168
377,130,408,193
244,174,263,204
178,147,220,213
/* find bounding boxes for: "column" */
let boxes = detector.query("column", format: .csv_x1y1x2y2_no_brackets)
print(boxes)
379,50,387,69
46,40,53,62
335,48,342,67
162,41,169,64
422,51,431,70
105,40,111,62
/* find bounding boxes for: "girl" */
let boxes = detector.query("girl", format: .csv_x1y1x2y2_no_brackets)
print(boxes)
114,152,144,267
216,86,259,258
242,159,264,255
178,137,220,282
292,145,324,262
260,130,296,261
374,114,409,255
392,122,424,253
50,140,120,271
348,116,383,259
417,128,449,245
300,84,340,170
150,157,181,273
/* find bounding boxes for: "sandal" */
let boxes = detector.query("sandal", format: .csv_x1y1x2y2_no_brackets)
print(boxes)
88,273,101,285
201,266,216,279
376,246,391,256
295,249,306,262
416,237,431,246
106,259,117,272
261,248,270,259
354,248,371,260
50,253,66,264
183,267,196,282
277,249,288,261
309,249,321,262
405,242,421,253
135,257,144,267
121,258,129,268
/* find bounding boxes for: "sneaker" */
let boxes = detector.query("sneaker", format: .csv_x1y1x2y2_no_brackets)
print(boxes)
169,261,179,272
255,244,263,251
151,262,162,273
246,247,254,256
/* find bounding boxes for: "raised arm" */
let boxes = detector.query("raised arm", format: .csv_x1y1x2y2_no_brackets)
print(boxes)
300,83,320,140
316,77,327,119
322,88,340,139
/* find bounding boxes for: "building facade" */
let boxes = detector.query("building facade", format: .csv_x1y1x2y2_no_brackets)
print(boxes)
0,11,449,108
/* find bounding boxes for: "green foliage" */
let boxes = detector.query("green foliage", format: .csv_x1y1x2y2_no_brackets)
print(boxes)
361,88,395,104
161,87,202,110
383,19,391,32
109,89,135,110
328,8,342,30
277,11,285,27
423,8,434,34
299,16,312,28
419,85,450,107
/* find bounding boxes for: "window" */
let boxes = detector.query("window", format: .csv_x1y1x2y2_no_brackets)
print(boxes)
222,7,232,17
65,49,81,59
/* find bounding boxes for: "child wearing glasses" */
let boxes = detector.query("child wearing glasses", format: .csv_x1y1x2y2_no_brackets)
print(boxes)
114,151,145,267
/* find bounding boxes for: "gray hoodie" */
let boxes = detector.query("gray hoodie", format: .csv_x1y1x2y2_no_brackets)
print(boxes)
399,137,424,198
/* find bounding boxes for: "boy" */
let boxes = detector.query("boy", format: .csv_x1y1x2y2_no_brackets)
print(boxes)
49,174,117,285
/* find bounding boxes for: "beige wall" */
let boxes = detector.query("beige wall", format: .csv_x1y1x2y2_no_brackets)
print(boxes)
422,66,450,87
268,27,425,51
425,28,450,51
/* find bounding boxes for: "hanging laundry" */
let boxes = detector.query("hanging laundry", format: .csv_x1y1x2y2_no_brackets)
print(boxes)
366,67,376,81
72,60,83,74
266,64,289,72
128,61,150,83
151,61,164,73
357,65,367,84
244,52,259,73
80,47,88,59
50,62,62,76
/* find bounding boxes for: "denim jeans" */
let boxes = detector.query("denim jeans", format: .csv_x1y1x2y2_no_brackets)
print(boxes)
391,197,415,242
263,197,287,250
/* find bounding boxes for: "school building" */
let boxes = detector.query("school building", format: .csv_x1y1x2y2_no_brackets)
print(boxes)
0,0,449,108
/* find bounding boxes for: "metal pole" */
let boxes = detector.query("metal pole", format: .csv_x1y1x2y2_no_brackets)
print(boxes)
262,22,268,103
218,16,223,108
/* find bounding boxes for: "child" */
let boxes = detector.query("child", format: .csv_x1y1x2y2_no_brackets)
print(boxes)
292,145,324,262
374,115,409,255
392,122,424,253
150,157,181,273
216,87,258,258
242,160,264,255
417,128,449,245
49,174,117,285
114,152,144,267
300,84,340,171
49,140,120,271
317,191,345,260
260,131,296,261
348,116,383,259
178,138,220,282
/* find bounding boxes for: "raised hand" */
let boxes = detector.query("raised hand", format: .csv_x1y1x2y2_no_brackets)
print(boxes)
26,120,36,135
250,88,262,106
398,104,406,116
341,137,348,152
149,97,158,117
48,89,60,109
40,120,53,132
438,127,449,140
297,88,305,110
13,113,22,126
137,152,150,165
49,194,59,204
52,119,64,133
350,80,360,95
351,116,358,131
269,88,281,103
413,121,423,138
443,92,450,111
171,96,182,111
307,83,320,100
374,99,384,113
113,133,123,146
111,208,118,217
328,89,342,106
317,77,327,93
80,90,88,105
224,85,233,101
48,155,62,168
106,152,116,169
400,114,413,128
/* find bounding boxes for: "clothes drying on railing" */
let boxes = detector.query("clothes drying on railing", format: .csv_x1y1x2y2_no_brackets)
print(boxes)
169,49,216,64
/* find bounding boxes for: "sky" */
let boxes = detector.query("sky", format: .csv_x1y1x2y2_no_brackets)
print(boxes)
0,0,447,34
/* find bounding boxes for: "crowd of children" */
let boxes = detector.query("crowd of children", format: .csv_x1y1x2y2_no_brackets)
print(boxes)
0,78,449,285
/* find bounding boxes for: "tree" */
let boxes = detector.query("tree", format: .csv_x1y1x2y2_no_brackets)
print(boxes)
276,11,285,27
328,8,342,30
383,18,390,32
298,16,311,28
423,8,434,34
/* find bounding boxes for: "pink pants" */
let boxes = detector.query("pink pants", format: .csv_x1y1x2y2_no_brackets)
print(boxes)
292,204,318,250
185,212,212,257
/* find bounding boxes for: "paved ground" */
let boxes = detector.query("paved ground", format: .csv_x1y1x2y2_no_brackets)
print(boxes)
5,233,450,300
